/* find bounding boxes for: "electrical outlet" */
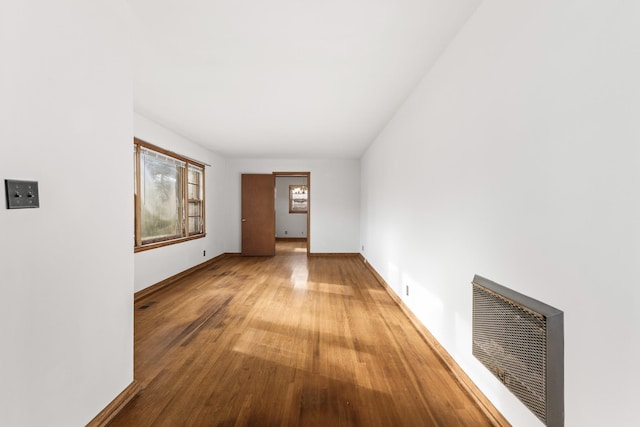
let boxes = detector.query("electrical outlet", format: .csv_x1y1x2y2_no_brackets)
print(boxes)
406,285,409,296
362,245,364,251
203,250,206,257
285,230,288,235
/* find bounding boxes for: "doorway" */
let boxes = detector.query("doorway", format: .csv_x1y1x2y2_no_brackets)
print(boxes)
241,172,310,256
274,172,310,255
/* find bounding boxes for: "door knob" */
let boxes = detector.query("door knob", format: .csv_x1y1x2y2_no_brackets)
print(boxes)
242,218,247,222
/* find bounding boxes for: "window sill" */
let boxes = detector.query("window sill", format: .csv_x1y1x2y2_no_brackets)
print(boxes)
134,233,206,253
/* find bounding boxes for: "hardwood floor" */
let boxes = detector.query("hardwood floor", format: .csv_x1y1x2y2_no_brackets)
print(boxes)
108,241,494,426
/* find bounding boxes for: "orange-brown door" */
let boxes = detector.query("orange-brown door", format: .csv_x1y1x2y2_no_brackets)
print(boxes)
241,174,275,256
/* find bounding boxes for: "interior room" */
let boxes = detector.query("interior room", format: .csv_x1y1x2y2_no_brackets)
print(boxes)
1,1,638,426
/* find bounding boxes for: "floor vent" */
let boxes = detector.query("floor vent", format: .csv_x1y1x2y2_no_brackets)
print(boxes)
472,275,563,426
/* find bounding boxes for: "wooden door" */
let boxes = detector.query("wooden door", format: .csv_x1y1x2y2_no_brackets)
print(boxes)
241,174,275,256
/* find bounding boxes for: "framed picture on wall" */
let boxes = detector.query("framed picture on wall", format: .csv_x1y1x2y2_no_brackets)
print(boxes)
289,185,308,213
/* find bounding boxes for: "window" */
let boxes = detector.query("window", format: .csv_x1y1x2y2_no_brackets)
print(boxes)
289,185,308,213
134,138,205,251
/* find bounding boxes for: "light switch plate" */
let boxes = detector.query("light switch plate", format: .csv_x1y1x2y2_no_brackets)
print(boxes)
5,180,39,209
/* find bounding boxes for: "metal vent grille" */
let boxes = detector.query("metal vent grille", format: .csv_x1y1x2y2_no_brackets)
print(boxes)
472,275,564,426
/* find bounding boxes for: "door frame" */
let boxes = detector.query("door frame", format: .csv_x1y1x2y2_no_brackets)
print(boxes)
273,171,310,255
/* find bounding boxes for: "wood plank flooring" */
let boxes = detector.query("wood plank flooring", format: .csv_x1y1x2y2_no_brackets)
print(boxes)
108,241,494,427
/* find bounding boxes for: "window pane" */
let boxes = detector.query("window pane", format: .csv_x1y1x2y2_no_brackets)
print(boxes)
187,164,204,235
188,216,198,234
188,166,202,200
140,151,184,242
188,202,201,217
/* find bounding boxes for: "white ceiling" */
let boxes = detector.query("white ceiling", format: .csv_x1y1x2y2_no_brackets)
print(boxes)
129,0,480,158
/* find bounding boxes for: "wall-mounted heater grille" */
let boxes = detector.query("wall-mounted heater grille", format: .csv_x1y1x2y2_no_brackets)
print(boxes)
472,275,563,426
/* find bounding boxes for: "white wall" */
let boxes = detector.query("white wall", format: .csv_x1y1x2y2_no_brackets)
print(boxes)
225,159,359,253
275,176,308,238
0,2,134,426
133,113,227,292
360,1,640,426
